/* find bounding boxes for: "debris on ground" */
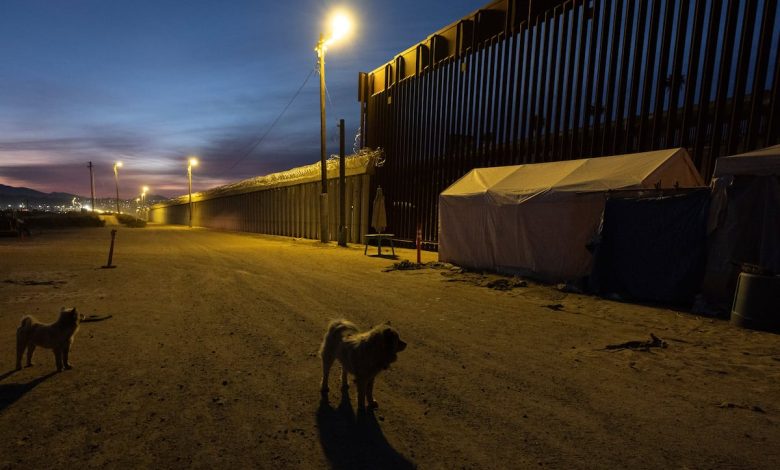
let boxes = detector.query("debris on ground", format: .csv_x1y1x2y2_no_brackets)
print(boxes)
605,333,667,351
3,279,66,286
556,282,584,294
717,402,765,413
82,314,113,323
485,278,528,290
544,303,565,311
383,260,422,272
425,261,455,270
435,264,530,291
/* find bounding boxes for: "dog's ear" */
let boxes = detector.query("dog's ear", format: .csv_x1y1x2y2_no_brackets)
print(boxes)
61,307,79,322
382,328,397,347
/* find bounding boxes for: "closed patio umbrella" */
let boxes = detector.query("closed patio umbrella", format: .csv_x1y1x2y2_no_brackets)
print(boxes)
371,186,387,233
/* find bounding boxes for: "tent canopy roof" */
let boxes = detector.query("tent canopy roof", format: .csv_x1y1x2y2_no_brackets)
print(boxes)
442,148,703,199
714,144,780,177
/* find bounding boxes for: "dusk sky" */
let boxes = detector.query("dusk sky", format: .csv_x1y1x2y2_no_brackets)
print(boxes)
0,0,478,198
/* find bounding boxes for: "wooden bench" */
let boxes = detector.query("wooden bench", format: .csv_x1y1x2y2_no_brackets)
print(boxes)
363,233,395,256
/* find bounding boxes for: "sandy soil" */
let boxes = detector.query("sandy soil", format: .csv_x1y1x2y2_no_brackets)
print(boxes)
0,225,779,469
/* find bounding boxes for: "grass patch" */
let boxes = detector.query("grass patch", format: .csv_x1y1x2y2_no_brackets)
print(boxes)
22,212,105,229
116,214,147,228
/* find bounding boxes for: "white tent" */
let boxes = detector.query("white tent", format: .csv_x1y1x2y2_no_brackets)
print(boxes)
438,148,704,282
712,143,780,177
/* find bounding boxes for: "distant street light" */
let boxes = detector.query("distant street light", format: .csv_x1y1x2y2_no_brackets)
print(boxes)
316,10,353,243
141,186,149,221
113,161,123,214
188,157,198,228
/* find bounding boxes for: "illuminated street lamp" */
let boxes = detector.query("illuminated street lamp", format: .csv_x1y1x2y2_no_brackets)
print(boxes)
141,186,149,221
187,157,198,228
315,10,353,243
113,161,123,214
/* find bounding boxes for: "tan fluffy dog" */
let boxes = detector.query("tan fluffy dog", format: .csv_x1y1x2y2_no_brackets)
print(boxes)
319,319,407,410
16,307,83,372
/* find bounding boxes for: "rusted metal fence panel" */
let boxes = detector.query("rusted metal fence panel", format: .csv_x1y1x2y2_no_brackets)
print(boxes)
361,0,780,245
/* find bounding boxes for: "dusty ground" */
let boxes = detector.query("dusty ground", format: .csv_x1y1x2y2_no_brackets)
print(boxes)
1,225,779,469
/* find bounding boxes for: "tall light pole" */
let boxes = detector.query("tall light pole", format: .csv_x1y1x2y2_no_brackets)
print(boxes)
88,161,95,213
317,34,328,243
141,186,149,221
113,161,123,214
188,157,198,228
316,10,353,243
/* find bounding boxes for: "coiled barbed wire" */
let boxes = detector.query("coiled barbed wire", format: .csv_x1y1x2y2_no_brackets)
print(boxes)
353,127,361,154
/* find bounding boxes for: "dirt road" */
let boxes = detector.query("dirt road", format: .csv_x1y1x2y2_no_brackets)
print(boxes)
1,226,779,469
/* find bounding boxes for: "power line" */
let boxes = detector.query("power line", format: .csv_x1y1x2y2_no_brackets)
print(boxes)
217,67,317,175
324,80,333,107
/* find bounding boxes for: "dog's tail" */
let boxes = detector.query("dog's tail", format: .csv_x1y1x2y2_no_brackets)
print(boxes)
325,319,357,337
319,319,358,357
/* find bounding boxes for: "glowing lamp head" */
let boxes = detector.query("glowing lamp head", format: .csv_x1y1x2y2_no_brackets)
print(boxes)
142,186,149,194
115,161,123,168
327,10,353,44
188,157,199,167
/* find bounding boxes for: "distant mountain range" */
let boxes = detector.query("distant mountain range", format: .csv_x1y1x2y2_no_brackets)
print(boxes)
0,184,81,204
0,184,167,209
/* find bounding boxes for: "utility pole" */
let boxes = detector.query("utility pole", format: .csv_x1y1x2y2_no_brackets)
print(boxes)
338,119,347,247
113,161,122,214
318,33,329,243
187,158,198,228
88,161,95,213
188,164,193,228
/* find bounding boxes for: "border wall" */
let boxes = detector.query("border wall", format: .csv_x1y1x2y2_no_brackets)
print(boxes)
360,0,780,245
149,152,378,243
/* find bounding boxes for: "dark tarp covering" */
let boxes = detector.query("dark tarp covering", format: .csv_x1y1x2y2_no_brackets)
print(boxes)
702,144,780,311
702,175,780,309
590,190,710,305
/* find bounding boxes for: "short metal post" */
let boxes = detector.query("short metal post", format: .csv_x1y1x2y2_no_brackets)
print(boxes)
102,229,117,269
416,224,422,264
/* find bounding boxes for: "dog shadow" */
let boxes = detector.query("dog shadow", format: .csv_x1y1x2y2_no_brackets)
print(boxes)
317,390,415,470
0,369,18,382
0,371,57,413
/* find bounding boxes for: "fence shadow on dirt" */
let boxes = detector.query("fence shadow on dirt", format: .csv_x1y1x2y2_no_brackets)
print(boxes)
317,390,415,469
0,371,58,413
